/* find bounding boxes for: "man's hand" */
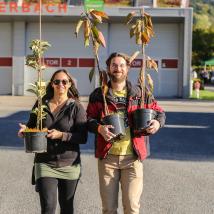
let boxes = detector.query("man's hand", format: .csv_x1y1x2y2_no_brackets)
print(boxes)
98,125,116,142
18,123,26,138
145,119,160,135
47,129,63,140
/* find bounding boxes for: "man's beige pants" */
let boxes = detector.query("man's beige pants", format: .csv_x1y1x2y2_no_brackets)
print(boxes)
98,155,143,214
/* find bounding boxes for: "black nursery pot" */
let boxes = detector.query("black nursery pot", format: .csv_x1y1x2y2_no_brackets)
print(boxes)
102,114,126,142
133,109,157,131
24,131,47,153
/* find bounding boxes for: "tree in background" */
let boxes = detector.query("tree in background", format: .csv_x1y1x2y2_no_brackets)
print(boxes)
190,0,214,66
192,29,214,66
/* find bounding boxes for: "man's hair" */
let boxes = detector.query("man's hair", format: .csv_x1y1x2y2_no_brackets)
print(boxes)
106,52,130,68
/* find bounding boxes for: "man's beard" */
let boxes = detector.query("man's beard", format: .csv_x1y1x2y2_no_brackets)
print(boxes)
108,73,127,83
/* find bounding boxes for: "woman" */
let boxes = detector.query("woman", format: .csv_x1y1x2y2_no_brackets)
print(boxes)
18,69,87,214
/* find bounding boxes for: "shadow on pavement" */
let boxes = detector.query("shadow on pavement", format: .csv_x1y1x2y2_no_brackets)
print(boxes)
1,111,214,161
149,112,214,161
0,111,29,149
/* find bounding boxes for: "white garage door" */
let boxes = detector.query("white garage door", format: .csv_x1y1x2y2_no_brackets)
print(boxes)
25,22,103,96
109,23,180,97
0,23,12,95
25,22,180,97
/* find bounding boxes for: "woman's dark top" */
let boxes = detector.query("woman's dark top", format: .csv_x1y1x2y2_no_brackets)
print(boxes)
27,98,88,168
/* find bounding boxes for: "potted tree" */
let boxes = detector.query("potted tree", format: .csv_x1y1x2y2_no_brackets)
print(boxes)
75,9,128,142
126,9,158,132
23,39,51,153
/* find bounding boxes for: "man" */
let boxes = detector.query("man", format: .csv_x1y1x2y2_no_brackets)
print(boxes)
87,52,166,214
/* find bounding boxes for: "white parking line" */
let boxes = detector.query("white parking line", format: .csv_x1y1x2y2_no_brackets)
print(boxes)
165,124,209,129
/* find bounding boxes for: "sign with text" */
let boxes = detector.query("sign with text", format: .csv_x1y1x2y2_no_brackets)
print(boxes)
44,58,60,67
131,59,159,69
131,59,142,68
162,59,178,69
0,2,68,14
61,58,77,67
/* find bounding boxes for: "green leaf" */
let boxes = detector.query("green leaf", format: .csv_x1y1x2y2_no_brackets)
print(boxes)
32,108,38,115
41,105,48,110
84,37,90,47
26,88,38,96
89,67,95,82
28,83,37,88
91,26,99,40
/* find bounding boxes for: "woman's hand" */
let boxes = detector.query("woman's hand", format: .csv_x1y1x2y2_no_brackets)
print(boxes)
47,129,63,140
98,125,116,142
18,123,26,138
145,119,160,135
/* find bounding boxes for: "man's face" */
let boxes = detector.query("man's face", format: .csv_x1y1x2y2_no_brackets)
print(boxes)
108,56,129,83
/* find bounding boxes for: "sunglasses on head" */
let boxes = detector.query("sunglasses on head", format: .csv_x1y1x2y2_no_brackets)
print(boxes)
53,79,70,86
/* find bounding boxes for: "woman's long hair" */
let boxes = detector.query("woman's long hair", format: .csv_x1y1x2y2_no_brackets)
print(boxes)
44,69,79,100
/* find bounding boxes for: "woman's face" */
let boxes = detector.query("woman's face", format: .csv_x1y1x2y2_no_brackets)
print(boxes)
51,72,71,96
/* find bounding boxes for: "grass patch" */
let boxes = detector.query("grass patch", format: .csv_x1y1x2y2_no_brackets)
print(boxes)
190,89,214,100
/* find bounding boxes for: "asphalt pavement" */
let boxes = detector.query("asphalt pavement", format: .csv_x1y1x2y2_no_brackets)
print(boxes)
0,96,214,214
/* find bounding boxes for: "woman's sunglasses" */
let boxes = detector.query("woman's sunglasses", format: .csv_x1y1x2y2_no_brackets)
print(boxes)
53,79,70,86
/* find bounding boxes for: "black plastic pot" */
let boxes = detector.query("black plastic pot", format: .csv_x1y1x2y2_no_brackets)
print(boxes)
133,109,157,131
102,114,126,142
24,131,47,153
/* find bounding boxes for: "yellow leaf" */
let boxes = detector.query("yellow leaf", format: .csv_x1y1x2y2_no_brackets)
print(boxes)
84,37,90,47
142,31,150,44
151,60,158,72
84,20,90,47
136,20,142,34
129,51,140,64
93,40,100,56
146,73,154,92
84,20,90,38
126,11,136,24
144,12,151,19
90,11,102,23
75,19,84,37
91,10,109,20
138,66,145,87
147,16,153,29
130,24,137,38
102,84,108,96
146,26,155,38
147,57,158,72
98,31,106,48
101,70,108,86
136,32,142,45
